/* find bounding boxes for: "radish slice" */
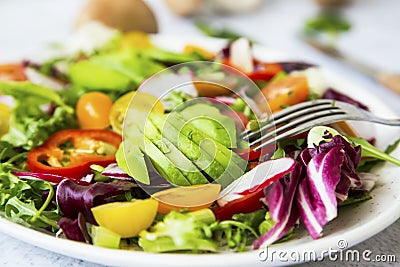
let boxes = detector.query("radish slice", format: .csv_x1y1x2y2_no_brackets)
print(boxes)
230,38,254,73
102,163,132,180
217,157,296,207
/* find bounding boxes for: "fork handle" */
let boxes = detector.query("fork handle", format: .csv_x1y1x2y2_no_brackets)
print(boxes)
370,117,400,126
375,72,400,94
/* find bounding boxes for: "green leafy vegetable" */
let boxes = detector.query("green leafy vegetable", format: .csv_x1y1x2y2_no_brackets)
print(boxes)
347,136,400,166
357,138,400,172
304,11,351,35
0,168,60,230
139,209,218,253
338,192,372,207
210,210,265,252
0,81,71,111
258,212,295,243
3,106,77,149
0,81,76,149
195,21,247,41
303,11,351,48
0,141,19,161
258,212,275,236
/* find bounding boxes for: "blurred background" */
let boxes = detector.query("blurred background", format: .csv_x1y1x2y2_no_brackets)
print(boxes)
0,0,399,75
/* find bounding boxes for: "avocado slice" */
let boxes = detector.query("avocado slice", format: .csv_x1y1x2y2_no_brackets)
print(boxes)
164,112,247,179
120,117,190,186
179,103,237,148
69,61,131,91
116,140,149,185
141,135,191,186
140,120,210,185
150,113,235,187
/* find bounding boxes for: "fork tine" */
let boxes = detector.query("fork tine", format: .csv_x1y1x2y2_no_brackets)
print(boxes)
240,100,333,138
248,108,346,147
272,99,335,120
242,100,338,140
252,114,349,151
244,99,400,151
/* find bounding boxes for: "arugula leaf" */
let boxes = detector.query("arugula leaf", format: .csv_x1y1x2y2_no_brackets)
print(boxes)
0,81,72,111
0,81,77,149
258,212,295,244
0,170,60,230
5,196,58,229
3,106,77,149
385,138,400,154
347,136,400,166
271,144,286,159
0,141,19,160
338,192,372,207
357,138,400,172
271,139,306,159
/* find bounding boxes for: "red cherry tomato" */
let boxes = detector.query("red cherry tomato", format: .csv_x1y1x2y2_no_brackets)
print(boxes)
259,76,309,113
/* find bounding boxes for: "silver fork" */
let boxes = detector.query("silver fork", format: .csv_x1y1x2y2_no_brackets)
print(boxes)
241,99,400,151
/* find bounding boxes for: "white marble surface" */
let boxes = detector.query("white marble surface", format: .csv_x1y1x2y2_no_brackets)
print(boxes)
0,0,399,266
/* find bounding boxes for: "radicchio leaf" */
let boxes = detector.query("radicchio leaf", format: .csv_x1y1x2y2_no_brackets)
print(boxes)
253,163,302,249
296,147,344,239
56,179,137,224
351,172,379,193
311,135,362,188
254,135,365,247
58,212,90,243
279,62,315,73
322,88,369,111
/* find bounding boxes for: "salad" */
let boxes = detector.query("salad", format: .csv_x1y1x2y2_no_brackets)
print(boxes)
0,22,399,254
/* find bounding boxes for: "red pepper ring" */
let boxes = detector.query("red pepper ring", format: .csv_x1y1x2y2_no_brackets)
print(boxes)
27,129,122,180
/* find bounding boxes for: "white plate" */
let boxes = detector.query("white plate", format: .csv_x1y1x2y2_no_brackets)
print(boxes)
0,35,399,267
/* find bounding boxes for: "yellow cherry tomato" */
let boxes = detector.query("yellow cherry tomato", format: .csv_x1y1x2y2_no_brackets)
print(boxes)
91,198,158,238
76,92,113,129
119,31,152,50
152,184,221,214
109,91,164,133
0,102,11,137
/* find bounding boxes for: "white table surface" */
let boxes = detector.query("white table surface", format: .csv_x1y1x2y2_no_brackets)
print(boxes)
0,0,399,266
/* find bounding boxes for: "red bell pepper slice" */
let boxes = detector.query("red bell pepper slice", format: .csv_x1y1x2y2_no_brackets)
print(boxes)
27,129,122,180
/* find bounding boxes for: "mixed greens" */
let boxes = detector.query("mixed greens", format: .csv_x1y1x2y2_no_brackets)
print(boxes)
0,22,399,254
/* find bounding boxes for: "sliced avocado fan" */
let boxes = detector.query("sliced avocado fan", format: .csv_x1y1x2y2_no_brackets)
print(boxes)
116,115,190,186
150,113,233,187
140,120,209,185
150,111,247,188
166,112,246,178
